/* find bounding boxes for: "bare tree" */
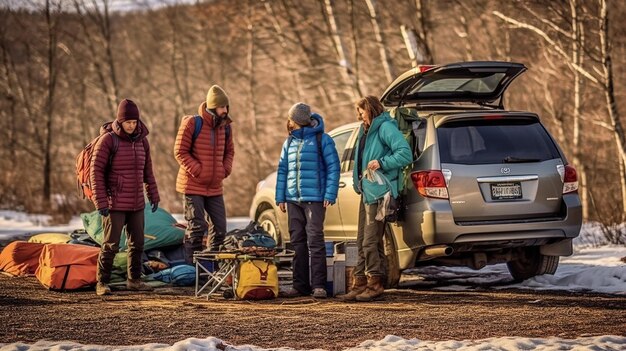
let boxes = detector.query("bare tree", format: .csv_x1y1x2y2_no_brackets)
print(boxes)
41,0,64,206
598,0,626,220
323,0,362,100
408,0,434,64
494,1,626,220
72,0,119,117
364,0,395,83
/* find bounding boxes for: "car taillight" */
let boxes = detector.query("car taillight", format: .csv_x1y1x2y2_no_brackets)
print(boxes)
411,170,449,199
562,165,578,194
418,65,436,72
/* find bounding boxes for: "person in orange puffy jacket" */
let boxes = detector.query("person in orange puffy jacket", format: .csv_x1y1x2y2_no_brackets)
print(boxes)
174,85,235,263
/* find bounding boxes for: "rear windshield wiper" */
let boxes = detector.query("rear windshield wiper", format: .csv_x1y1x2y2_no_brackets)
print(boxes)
503,156,541,163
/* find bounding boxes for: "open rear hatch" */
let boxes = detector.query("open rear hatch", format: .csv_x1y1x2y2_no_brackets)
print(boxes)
381,61,526,108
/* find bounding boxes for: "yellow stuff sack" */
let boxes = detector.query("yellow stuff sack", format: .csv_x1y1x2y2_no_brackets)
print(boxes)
236,259,278,300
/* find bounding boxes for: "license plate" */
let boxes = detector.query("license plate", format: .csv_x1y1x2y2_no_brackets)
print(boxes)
490,182,522,200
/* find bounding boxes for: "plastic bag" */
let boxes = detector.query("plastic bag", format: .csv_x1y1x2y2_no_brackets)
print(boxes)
365,170,399,223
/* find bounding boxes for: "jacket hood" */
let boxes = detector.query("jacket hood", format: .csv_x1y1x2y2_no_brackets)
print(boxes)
367,111,394,134
290,113,324,139
199,102,233,128
109,119,149,141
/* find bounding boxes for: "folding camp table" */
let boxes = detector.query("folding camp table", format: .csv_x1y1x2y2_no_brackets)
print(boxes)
193,250,293,300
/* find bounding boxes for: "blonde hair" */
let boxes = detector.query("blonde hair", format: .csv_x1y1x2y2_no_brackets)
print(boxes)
355,96,384,121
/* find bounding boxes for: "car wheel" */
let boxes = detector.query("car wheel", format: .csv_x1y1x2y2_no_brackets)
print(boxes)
383,225,400,288
257,208,281,247
507,246,559,281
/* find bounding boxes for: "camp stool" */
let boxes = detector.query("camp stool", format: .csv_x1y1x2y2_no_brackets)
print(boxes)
193,252,279,300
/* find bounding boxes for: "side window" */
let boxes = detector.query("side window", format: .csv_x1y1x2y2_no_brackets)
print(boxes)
332,130,352,162
330,129,356,173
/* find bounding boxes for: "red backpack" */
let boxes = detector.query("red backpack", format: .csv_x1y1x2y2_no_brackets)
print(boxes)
75,123,118,202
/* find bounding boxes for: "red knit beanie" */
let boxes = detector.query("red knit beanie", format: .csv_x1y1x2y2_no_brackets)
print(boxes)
116,99,140,122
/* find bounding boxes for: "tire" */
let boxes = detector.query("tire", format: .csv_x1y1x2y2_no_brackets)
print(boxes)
507,246,560,282
383,225,400,288
257,208,281,247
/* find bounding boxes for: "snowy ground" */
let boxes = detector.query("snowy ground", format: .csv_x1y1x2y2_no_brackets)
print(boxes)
0,211,624,351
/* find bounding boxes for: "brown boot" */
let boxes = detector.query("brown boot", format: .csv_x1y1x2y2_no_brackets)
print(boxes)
96,282,111,296
127,279,154,291
338,275,367,301
355,275,384,302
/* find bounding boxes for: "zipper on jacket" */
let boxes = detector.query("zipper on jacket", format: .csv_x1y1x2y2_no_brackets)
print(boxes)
211,128,216,190
296,140,303,200
133,141,138,211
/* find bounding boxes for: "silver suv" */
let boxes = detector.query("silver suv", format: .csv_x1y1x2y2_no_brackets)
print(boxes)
250,61,582,286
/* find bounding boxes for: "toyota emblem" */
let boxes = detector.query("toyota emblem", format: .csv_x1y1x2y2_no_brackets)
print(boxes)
501,167,511,174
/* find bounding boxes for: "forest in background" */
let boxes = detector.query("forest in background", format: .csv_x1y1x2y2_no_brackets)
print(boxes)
0,0,624,236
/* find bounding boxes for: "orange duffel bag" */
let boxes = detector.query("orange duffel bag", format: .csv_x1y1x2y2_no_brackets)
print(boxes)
0,241,45,277
36,243,100,291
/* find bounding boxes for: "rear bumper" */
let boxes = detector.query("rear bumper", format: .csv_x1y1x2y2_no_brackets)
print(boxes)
400,193,582,254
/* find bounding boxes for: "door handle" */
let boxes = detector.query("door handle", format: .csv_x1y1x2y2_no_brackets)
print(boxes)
338,181,346,188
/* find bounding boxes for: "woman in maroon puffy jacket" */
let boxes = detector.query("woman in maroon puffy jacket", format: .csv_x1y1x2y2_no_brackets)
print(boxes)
90,99,160,296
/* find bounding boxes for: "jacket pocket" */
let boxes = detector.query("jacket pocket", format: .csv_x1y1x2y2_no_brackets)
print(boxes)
361,177,389,203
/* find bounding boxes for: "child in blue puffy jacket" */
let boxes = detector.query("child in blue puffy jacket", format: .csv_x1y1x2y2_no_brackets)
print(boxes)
275,102,340,298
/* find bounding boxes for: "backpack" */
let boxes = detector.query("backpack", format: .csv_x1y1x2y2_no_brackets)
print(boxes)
75,123,118,200
386,107,424,194
235,259,278,300
221,221,277,256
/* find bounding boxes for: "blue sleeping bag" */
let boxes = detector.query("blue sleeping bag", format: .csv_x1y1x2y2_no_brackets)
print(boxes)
149,264,196,286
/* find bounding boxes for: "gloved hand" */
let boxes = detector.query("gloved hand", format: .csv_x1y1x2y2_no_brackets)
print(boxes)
151,202,159,213
99,208,110,217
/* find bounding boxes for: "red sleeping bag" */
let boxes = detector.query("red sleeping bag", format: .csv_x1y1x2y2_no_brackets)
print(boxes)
36,243,100,291
0,241,44,277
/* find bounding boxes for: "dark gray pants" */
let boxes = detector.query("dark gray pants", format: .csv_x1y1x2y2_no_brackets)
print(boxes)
183,194,227,264
287,202,327,294
97,210,144,283
354,198,386,277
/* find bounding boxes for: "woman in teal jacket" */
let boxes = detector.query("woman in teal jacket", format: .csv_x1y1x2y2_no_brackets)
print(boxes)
340,96,411,302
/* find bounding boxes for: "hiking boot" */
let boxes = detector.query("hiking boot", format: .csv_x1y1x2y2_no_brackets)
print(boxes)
355,275,384,302
126,279,154,291
312,288,327,299
96,282,111,296
279,287,305,298
338,275,367,301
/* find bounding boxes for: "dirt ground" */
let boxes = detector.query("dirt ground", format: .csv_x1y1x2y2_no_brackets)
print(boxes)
1,275,625,350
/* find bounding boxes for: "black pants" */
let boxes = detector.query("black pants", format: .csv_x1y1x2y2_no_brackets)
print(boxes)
183,194,227,263
287,201,327,294
97,209,145,283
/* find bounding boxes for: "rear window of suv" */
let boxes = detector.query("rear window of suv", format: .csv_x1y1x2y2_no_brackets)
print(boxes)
437,118,561,164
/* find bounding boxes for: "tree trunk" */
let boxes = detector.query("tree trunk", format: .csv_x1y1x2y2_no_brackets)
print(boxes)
101,0,119,107
413,0,434,63
364,0,394,83
73,0,117,117
43,0,59,207
570,0,589,220
324,0,361,100
599,0,626,217
280,0,333,108
400,25,420,67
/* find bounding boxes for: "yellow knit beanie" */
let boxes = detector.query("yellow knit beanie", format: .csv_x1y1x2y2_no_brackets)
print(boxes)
206,85,229,109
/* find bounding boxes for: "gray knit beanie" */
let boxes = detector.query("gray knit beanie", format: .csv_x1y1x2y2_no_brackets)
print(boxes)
288,102,312,126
